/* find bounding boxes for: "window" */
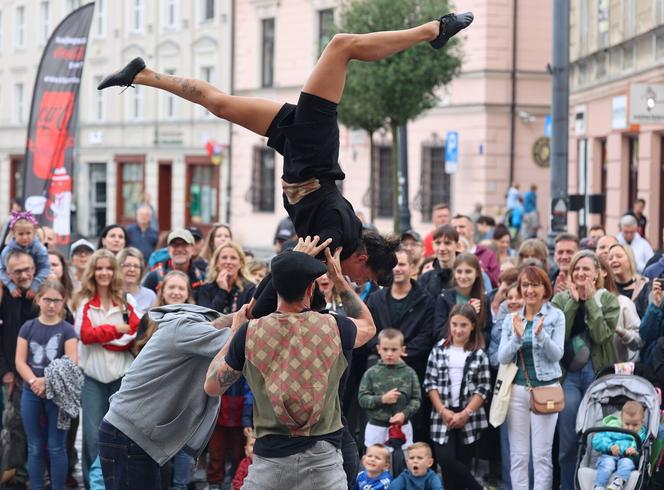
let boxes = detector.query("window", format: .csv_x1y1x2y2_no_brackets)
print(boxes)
597,0,609,48
10,155,24,205
130,86,144,120
39,2,49,45
595,53,607,79
116,160,144,224
420,146,451,221
187,161,219,224
164,0,178,29
375,145,393,218
577,61,588,86
200,66,214,117
15,6,25,48
92,76,105,121
14,83,24,124
163,69,177,119
89,163,107,235
261,18,275,88
622,44,635,71
94,0,106,38
656,32,664,60
67,0,82,10
318,9,334,55
251,147,276,212
129,0,144,34
658,0,664,23
203,0,214,21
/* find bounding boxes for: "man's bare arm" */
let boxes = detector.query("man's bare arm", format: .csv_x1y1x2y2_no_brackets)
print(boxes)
324,248,376,348
204,305,247,396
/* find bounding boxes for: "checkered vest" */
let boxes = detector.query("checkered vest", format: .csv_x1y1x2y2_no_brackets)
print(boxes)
243,311,347,438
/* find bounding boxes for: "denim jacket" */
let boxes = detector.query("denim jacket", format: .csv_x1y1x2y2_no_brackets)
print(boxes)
497,302,565,382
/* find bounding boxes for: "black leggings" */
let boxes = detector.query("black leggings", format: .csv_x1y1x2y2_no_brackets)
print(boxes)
434,429,482,490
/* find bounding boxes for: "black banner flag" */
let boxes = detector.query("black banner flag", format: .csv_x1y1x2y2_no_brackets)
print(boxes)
23,3,95,245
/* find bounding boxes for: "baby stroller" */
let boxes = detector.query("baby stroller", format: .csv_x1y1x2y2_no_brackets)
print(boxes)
575,366,661,490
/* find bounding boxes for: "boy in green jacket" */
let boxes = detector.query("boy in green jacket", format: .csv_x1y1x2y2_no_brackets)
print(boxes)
359,328,422,449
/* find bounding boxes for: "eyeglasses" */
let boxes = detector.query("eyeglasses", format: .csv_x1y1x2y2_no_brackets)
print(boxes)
11,267,35,277
520,282,544,290
121,264,141,270
41,297,64,305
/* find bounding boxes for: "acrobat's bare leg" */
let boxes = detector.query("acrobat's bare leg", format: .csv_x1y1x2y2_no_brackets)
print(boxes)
302,12,473,103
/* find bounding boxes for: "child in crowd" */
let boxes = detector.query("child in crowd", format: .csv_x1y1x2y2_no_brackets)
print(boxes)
358,328,422,449
0,211,50,298
232,435,255,490
389,442,443,489
246,260,268,284
424,304,491,490
353,444,392,490
593,401,646,490
15,279,79,490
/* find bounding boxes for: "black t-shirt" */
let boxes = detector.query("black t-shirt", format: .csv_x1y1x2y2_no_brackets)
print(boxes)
284,184,363,261
18,319,77,384
571,302,586,338
225,312,357,457
387,290,414,327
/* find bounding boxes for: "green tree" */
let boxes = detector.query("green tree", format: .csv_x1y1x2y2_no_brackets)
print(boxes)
336,0,463,232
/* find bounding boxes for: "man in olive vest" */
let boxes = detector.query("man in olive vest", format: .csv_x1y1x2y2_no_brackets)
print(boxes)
205,247,375,489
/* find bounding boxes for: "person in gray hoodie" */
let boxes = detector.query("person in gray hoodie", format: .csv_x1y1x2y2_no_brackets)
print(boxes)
97,303,242,490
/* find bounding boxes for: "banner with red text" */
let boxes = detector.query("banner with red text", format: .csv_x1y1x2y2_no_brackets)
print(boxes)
23,3,95,245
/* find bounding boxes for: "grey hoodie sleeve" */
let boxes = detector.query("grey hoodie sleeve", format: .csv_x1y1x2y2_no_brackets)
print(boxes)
173,321,232,358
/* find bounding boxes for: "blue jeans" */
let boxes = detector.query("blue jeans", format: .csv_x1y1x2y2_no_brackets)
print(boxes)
172,450,193,490
20,388,68,490
559,362,595,490
98,419,160,490
81,375,123,487
595,455,635,486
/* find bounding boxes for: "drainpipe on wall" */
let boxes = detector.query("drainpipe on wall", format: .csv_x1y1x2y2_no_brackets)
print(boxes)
508,0,518,186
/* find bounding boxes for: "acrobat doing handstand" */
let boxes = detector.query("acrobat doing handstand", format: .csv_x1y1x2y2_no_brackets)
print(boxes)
98,12,473,286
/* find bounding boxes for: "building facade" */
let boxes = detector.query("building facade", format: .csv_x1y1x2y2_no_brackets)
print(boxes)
0,0,553,250
0,0,233,239
568,0,664,247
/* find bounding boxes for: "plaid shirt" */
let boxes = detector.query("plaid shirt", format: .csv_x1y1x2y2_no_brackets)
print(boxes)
423,343,491,445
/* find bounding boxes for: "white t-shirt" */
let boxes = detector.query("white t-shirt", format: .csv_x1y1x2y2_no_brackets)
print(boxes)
448,345,470,407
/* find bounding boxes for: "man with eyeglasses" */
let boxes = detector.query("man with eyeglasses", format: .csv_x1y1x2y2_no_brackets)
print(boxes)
0,250,40,486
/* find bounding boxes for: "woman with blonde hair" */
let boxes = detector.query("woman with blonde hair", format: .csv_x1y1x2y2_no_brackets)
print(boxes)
198,242,255,314
607,243,650,317
197,242,255,488
73,249,140,487
200,224,233,262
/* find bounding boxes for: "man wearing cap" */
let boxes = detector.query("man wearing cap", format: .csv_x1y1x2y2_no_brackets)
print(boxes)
126,205,158,262
205,246,376,489
143,229,207,301
69,239,95,290
400,230,424,279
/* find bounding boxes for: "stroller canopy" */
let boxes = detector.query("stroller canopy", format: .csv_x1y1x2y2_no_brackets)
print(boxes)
575,374,660,439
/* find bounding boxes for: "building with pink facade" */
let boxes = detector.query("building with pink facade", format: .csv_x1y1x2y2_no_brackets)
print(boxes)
568,0,664,248
229,0,553,248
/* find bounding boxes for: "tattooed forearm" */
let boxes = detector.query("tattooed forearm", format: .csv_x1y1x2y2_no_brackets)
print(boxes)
217,368,241,393
206,358,224,384
340,290,363,318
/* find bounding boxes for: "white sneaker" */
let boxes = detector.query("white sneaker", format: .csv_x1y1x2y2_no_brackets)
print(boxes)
607,477,625,490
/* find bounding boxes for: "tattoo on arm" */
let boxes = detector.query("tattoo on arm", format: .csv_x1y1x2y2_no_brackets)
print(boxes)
217,368,241,393
340,290,363,318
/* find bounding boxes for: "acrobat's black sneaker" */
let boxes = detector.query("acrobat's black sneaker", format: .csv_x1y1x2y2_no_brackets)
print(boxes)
430,12,474,49
97,57,146,90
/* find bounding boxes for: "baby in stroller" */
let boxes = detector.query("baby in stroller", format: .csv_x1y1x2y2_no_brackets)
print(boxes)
592,401,647,490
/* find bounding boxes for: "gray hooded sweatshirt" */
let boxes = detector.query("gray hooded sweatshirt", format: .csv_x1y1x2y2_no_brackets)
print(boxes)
104,304,231,465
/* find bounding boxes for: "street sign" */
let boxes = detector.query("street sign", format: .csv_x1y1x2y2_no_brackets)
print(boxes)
445,131,458,174
629,83,664,124
544,114,552,137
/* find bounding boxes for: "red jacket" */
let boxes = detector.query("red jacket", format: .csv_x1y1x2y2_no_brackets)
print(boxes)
232,456,252,490
474,245,499,288
79,294,140,351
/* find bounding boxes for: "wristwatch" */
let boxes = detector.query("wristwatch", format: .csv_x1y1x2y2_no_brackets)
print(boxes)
28,378,36,386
